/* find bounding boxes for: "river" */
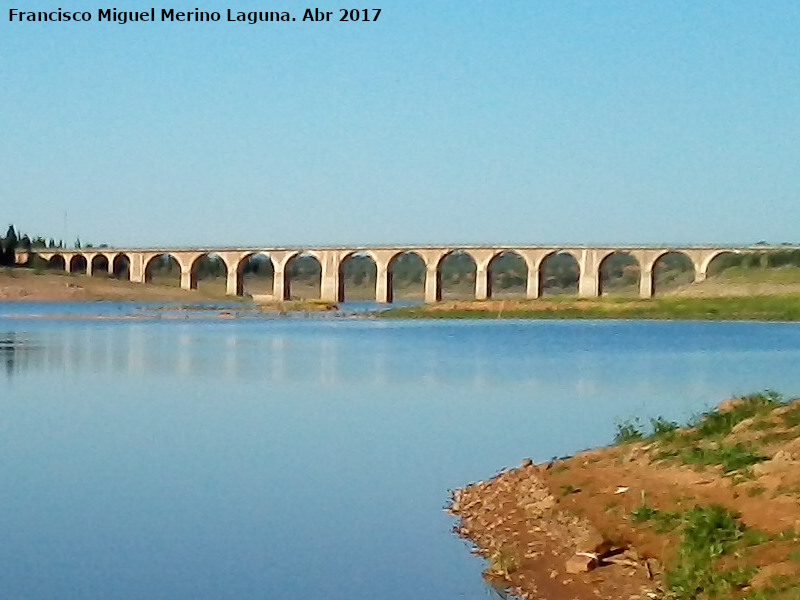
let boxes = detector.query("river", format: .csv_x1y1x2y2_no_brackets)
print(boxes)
1,302,799,599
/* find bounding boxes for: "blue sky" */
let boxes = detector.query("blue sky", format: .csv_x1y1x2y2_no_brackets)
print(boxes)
2,2,799,247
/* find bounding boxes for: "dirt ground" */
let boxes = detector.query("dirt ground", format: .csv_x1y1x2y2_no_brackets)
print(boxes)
0,269,420,303
0,269,235,302
450,395,800,600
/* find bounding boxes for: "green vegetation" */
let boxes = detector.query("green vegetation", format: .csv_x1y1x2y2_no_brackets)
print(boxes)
712,250,800,272
666,505,754,600
486,548,518,578
614,392,791,474
615,393,800,597
630,503,761,599
659,443,766,473
613,418,645,444
380,294,800,321
693,391,783,438
630,504,682,532
0,225,19,267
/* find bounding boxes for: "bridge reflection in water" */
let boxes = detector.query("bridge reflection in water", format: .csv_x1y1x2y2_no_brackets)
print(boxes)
0,320,730,405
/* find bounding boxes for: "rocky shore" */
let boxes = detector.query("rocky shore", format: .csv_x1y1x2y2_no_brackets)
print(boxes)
449,394,800,600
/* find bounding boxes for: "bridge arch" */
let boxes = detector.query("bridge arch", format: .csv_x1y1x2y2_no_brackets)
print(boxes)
598,251,640,296
112,253,130,280
487,250,528,299
386,251,426,302
338,251,378,302
69,254,88,275
237,252,275,298
48,254,66,272
650,251,695,296
539,250,580,296
701,249,742,278
437,250,477,300
144,253,182,286
189,252,228,293
91,255,109,277
285,251,322,300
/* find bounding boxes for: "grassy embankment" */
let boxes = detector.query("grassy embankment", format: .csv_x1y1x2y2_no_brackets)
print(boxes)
604,393,800,599
382,267,800,321
381,295,800,321
450,392,800,599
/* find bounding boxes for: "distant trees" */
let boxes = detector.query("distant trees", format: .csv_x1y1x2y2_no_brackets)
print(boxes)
0,225,18,266
0,225,71,267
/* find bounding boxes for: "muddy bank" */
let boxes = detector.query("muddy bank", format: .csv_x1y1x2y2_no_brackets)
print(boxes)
449,393,800,599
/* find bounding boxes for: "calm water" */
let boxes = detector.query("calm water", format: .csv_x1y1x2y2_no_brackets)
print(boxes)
2,303,800,600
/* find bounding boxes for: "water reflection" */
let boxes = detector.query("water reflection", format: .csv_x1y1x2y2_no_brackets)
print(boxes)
0,332,39,377
2,320,800,402
2,314,800,600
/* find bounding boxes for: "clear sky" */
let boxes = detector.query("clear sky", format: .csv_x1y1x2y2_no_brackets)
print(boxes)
2,1,799,248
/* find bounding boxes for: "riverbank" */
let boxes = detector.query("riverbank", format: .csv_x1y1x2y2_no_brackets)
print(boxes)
0,269,341,313
449,392,800,600
8,267,800,322
381,295,800,321
0,268,233,302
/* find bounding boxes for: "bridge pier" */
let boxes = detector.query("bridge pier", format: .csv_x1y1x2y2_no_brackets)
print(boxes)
180,269,194,291
577,249,600,298
470,249,494,301
475,267,489,300
319,251,339,303
526,268,540,299
371,250,395,304
130,255,145,284
375,266,391,303
424,266,441,303
226,271,241,296
271,269,286,300
639,270,654,299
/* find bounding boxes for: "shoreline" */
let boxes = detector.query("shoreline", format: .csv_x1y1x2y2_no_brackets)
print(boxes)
5,268,800,322
449,393,800,600
377,295,800,322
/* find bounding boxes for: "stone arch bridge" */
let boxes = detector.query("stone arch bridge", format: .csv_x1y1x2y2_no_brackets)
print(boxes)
28,245,782,303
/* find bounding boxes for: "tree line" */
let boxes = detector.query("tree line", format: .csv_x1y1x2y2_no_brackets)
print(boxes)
1,224,111,267
0,224,73,266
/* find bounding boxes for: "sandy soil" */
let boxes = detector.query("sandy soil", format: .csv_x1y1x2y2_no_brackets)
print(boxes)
450,395,800,599
0,269,235,302
0,269,427,303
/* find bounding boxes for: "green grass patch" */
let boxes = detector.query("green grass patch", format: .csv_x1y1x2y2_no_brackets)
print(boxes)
650,416,680,439
670,443,767,473
716,265,800,285
667,505,754,599
631,503,765,599
630,504,682,532
612,392,797,472
379,294,800,321
486,548,518,578
760,430,797,445
613,418,644,444
691,391,783,439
